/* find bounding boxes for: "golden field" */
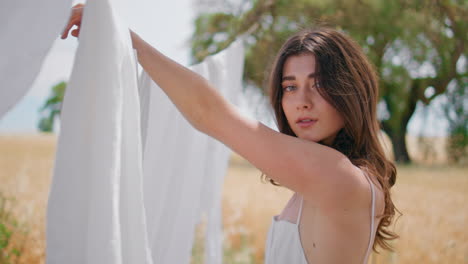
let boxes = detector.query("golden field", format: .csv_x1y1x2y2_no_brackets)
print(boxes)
0,133,466,264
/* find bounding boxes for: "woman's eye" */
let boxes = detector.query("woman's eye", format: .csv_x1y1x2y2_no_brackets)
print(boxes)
283,85,296,92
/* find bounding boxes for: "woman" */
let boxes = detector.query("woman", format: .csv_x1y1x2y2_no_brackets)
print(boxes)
62,4,399,263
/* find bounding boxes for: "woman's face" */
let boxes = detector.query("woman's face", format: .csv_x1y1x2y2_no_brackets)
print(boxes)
281,53,345,145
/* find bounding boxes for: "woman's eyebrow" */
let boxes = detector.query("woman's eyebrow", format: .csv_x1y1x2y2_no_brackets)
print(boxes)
282,75,295,81
282,73,318,81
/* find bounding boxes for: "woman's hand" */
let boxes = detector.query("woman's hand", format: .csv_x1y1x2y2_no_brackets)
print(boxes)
61,3,85,39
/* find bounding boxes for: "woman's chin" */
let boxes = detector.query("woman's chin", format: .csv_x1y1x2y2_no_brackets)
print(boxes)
297,135,321,144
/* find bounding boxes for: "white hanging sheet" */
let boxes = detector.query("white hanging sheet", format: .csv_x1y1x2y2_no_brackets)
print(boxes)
47,0,245,263
47,0,152,263
139,39,244,264
0,0,72,118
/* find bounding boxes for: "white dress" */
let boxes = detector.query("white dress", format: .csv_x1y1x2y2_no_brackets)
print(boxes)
264,172,377,264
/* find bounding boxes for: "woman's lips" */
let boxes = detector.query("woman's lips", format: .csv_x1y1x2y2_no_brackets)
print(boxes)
296,119,317,128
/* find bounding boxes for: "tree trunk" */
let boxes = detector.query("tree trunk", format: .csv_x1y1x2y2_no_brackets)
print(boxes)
382,120,411,164
383,100,419,164
389,128,411,163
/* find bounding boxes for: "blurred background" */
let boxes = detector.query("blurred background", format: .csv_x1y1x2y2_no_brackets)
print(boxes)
0,0,466,263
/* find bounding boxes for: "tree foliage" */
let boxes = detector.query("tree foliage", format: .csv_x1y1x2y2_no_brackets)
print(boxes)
443,76,468,164
191,0,467,163
38,81,66,133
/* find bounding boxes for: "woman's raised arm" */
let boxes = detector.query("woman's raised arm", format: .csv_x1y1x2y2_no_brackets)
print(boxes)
61,5,369,209
129,32,368,209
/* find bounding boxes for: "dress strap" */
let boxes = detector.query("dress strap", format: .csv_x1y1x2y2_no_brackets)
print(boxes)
296,194,304,226
363,171,376,263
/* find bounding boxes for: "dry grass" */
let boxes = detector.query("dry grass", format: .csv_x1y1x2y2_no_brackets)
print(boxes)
0,133,467,263
0,133,56,264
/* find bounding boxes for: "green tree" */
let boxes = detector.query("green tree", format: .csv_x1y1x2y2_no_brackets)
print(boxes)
443,76,468,164
190,0,467,163
38,81,66,132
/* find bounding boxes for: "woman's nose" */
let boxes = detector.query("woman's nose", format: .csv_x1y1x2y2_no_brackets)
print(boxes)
296,89,313,110
297,101,311,110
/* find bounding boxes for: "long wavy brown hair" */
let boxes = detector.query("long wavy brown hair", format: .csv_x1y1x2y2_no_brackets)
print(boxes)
266,27,400,252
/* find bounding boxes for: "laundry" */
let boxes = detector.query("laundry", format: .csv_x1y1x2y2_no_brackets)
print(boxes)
46,0,244,263
139,39,244,263
46,0,151,262
0,0,72,118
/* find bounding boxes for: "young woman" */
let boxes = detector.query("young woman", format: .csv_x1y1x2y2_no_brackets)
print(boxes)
62,4,399,263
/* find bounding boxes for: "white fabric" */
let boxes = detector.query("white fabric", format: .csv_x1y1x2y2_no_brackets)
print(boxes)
0,0,72,118
47,0,152,263
139,38,244,263
47,0,245,263
264,193,308,264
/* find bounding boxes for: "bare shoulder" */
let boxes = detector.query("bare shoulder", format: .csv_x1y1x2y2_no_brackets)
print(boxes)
303,164,369,209
332,166,386,217
306,164,386,217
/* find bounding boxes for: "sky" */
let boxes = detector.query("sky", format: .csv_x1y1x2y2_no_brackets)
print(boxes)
0,0,452,137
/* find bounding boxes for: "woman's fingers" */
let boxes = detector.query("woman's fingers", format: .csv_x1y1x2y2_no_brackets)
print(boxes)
61,4,84,39
71,28,80,37
62,18,81,39
61,20,76,39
